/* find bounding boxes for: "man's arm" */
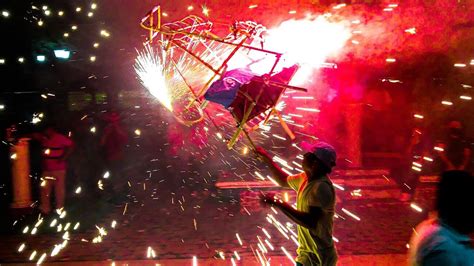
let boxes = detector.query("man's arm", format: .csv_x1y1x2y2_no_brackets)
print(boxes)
264,196,322,229
255,147,290,188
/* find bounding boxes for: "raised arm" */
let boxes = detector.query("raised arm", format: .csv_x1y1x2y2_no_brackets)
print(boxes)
255,147,290,188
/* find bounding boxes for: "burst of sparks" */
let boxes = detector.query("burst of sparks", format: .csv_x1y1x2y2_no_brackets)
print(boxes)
135,46,174,111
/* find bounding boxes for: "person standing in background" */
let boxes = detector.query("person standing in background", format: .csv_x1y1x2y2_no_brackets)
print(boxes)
33,124,74,214
437,120,471,172
100,109,128,204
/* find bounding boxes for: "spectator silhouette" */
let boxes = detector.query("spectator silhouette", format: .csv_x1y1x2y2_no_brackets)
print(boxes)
100,109,128,204
409,170,474,265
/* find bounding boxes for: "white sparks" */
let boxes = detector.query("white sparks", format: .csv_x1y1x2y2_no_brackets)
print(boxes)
410,203,423,212
29,250,37,260
233,250,240,260
342,208,361,221
434,146,444,152
37,253,47,265
236,233,243,246
296,107,320,112
281,246,295,263
423,156,433,162
103,171,110,179
18,243,25,252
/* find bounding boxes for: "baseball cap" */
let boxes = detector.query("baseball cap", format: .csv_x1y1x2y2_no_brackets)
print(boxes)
301,141,337,169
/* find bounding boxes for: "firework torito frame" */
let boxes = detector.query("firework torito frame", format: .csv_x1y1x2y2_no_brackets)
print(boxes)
140,6,307,149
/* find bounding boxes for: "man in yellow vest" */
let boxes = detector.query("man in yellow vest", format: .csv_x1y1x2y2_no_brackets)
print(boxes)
257,142,337,266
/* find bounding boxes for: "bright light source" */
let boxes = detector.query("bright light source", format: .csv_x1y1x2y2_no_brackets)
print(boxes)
38,20,44,26
187,5,194,11
100,30,110,37
44,10,51,16
0,104,5,110
91,3,97,9
18,57,25,63
386,58,396,63
93,42,99,48
2,10,10,17
89,56,96,62
410,203,423,212
54,49,71,59
405,27,416,34
88,12,94,17
58,11,64,16
201,5,210,16
42,5,48,10
76,7,82,12
36,55,46,62
0,58,5,64
71,25,78,30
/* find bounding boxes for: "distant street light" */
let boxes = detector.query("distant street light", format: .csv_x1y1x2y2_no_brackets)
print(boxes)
54,49,70,59
36,55,46,62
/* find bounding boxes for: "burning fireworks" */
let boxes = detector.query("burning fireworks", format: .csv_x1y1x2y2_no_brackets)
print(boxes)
134,45,174,111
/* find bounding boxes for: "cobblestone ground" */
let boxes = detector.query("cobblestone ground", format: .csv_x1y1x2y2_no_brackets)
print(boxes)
0,173,429,265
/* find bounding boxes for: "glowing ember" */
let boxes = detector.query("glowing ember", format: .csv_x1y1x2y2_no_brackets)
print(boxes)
410,203,423,212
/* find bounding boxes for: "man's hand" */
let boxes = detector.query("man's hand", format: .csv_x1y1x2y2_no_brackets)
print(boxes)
260,192,281,207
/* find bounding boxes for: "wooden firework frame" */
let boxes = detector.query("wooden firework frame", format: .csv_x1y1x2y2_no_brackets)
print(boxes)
140,6,307,149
